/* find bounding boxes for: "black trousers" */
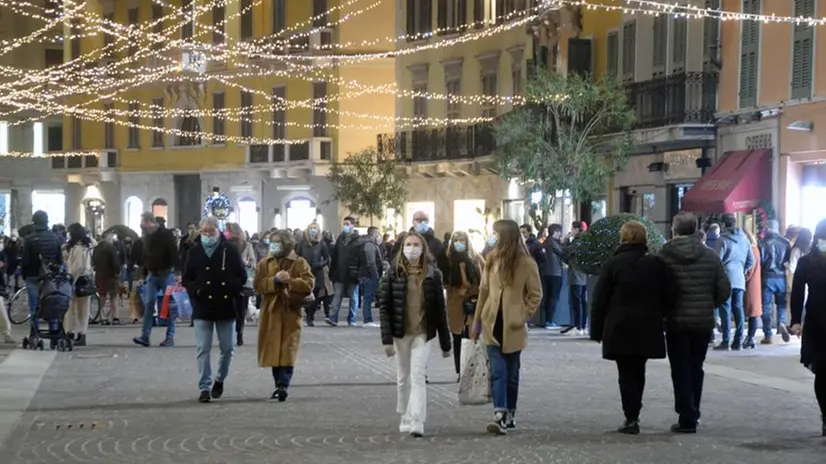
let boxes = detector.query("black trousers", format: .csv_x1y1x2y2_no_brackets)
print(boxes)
666,330,709,426
540,276,563,325
306,295,332,322
616,357,647,421
452,333,465,374
236,296,248,335
814,364,826,419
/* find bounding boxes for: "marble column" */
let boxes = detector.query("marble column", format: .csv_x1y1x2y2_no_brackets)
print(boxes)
11,186,32,229
64,183,84,226
99,181,121,228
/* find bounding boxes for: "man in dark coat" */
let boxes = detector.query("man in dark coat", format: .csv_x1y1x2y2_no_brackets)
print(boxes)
133,213,179,347
540,224,565,328
182,216,247,403
658,213,731,434
92,233,121,324
326,216,360,326
20,210,63,334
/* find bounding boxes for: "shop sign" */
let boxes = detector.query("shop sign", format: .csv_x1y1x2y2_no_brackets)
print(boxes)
745,133,773,150
663,150,702,181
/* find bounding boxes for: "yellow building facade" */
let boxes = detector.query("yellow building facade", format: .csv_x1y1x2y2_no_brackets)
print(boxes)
57,0,395,234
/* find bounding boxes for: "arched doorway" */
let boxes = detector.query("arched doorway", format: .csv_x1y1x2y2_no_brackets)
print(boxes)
151,198,168,225
237,197,258,235
124,196,143,233
82,185,105,237
286,197,316,232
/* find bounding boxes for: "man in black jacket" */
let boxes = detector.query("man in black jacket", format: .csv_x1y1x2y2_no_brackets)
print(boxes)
540,224,565,328
351,227,383,327
133,213,179,347
758,219,792,343
659,213,731,434
20,210,63,334
326,216,360,326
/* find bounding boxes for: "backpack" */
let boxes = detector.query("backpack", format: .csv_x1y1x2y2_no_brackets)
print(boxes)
38,271,73,320
344,239,364,283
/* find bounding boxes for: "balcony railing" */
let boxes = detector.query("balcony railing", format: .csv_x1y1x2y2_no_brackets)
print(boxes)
377,123,495,162
625,72,718,129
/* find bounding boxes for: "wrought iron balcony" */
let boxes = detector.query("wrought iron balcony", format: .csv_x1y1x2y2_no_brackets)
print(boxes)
625,72,718,129
377,123,495,162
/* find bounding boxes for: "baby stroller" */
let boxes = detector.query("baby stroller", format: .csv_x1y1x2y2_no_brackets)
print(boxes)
22,266,74,352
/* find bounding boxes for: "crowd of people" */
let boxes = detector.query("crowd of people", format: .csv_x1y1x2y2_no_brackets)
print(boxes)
1,207,824,439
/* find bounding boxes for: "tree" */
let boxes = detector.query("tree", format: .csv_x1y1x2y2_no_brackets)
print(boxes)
494,70,636,222
327,148,407,226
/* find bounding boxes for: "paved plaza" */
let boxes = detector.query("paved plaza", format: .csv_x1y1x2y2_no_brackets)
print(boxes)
0,321,823,464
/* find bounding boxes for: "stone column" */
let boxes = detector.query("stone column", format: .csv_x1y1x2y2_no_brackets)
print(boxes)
99,181,121,228
11,186,32,229
64,183,84,225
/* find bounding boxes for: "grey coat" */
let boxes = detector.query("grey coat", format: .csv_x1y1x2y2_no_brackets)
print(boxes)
715,228,754,290
659,236,732,332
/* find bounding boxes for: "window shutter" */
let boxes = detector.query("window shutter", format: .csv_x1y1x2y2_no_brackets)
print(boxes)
671,17,686,73
496,0,504,19
652,15,667,77
458,0,468,31
406,0,416,36
791,0,814,99
702,0,720,71
606,31,618,77
473,0,484,26
567,38,592,76
420,0,432,34
438,0,447,32
622,21,636,81
739,0,760,107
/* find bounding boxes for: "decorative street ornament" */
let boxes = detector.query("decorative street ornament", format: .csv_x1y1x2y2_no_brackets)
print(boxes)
204,189,234,225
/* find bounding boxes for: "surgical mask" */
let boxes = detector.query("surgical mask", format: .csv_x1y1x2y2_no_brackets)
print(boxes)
453,242,467,253
415,222,429,234
343,225,352,234
201,234,219,247
403,245,422,262
269,242,282,255
487,235,498,246
817,239,826,253
263,238,270,244
310,229,319,238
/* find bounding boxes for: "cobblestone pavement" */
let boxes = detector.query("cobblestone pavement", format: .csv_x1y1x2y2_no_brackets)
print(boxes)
0,322,822,464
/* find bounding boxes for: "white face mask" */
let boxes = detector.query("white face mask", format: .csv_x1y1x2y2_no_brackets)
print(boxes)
817,239,826,253
403,245,422,262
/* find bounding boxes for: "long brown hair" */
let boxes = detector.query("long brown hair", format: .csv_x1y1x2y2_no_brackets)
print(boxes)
446,230,478,260
393,231,434,279
227,222,245,247
487,219,527,285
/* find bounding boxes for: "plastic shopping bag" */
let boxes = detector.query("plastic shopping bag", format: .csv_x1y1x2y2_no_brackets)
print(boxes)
457,339,492,405
170,288,193,319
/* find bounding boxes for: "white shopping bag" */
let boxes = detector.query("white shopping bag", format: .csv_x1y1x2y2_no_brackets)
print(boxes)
457,339,491,405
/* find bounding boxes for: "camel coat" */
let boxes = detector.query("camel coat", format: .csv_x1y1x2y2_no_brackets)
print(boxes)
255,251,315,368
446,256,484,335
744,243,763,318
473,254,543,354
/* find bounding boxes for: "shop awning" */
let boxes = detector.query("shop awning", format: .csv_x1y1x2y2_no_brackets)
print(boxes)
681,149,771,214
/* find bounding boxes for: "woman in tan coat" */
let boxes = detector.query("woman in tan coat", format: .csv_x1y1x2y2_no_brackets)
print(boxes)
445,230,484,380
743,229,762,349
255,229,315,402
470,219,542,435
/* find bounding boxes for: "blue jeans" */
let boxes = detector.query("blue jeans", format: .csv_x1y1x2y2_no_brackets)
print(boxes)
761,276,787,337
194,319,235,392
486,345,521,413
569,285,588,330
360,277,378,323
272,366,295,387
329,282,359,324
141,272,176,340
720,288,745,344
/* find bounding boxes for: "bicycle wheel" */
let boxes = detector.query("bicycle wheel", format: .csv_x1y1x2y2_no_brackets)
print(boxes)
8,286,32,325
89,293,102,324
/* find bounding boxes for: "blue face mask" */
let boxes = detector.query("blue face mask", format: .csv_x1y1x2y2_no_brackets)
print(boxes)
487,235,498,247
201,234,218,247
263,238,270,244
453,242,467,253
310,229,319,238
415,222,429,234
343,225,352,234
269,242,282,255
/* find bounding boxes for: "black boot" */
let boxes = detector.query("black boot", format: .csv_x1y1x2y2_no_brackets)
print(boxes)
743,338,755,349
270,385,288,402
236,332,244,346
74,334,87,347
618,420,640,435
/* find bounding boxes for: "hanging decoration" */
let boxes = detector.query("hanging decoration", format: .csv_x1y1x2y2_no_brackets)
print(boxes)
204,189,234,229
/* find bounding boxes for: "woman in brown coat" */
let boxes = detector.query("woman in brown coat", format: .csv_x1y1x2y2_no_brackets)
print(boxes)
255,229,315,402
743,229,763,349
445,230,484,380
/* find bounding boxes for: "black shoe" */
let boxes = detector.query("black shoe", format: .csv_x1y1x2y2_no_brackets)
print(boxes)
670,423,697,434
66,332,75,341
236,333,243,346
713,342,730,351
198,391,211,403
506,410,516,429
306,319,314,327
425,376,430,384
74,334,86,347
743,339,756,349
211,381,224,399
486,412,508,435
270,385,288,402
730,340,742,351
618,420,640,435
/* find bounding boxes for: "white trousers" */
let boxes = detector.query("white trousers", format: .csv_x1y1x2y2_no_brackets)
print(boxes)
394,334,430,428
0,298,11,336
64,296,90,334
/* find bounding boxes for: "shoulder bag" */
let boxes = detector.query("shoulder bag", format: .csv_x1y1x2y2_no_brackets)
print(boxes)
74,247,96,297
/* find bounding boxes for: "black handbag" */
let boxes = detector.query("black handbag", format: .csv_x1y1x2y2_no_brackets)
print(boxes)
462,297,477,316
74,275,97,297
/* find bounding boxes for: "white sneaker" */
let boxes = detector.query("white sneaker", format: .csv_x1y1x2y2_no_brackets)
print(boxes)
399,415,411,433
365,322,381,328
2,333,15,344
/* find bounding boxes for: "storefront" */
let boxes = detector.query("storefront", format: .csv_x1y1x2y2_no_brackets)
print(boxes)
780,100,826,234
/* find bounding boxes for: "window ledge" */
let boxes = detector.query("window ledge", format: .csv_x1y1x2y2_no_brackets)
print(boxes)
167,144,206,150
126,147,140,151
151,146,165,150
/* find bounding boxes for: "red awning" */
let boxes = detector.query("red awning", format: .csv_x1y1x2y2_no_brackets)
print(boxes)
681,149,771,214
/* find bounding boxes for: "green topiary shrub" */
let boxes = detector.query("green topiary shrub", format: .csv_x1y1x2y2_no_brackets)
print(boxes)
568,213,666,275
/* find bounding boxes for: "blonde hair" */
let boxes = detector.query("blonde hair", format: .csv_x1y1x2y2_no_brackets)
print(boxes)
620,221,647,245
446,230,478,259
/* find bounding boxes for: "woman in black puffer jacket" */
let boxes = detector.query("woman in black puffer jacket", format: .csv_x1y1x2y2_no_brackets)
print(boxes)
378,231,451,438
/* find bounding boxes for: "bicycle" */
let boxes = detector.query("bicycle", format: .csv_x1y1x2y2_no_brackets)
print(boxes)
7,285,102,325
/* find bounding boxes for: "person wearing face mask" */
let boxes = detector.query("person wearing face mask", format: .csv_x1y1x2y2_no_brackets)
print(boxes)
256,229,315,401
297,222,331,326
346,226,383,327
789,218,826,436
378,231,451,437
445,231,484,380
178,224,198,274
182,216,247,403
326,217,361,327
133,212,179,347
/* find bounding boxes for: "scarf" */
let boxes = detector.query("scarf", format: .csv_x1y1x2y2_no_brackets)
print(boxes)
448,253,477,289
203,240,220,258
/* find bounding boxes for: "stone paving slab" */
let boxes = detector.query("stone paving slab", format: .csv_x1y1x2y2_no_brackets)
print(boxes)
0,324,823,464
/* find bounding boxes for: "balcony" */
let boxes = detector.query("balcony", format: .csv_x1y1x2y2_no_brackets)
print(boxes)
377,123,496,163
625,72,718,129
247,138,333,178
